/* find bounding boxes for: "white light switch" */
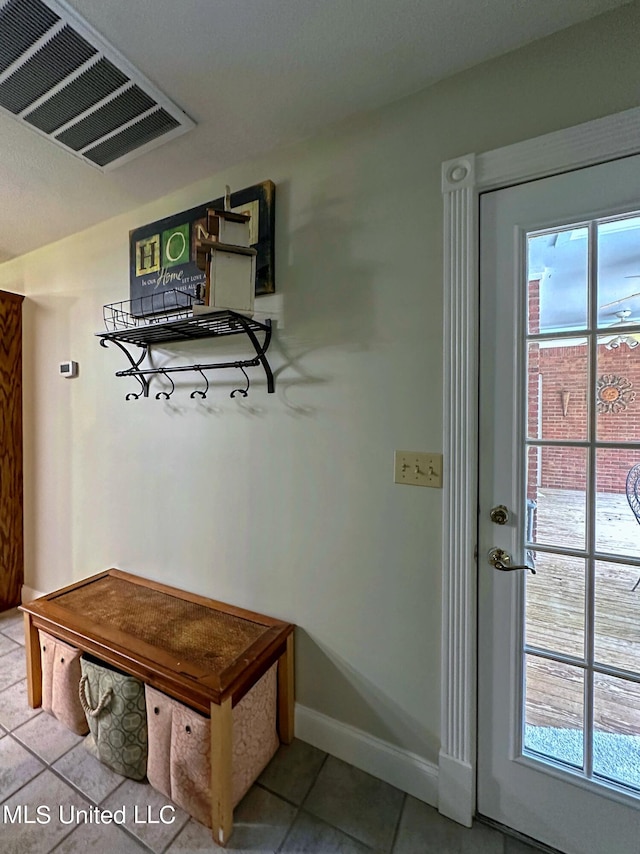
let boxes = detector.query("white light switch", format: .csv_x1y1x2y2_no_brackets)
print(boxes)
394,451,443,488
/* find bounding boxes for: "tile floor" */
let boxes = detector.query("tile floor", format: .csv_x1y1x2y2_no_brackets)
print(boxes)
0,607,546,854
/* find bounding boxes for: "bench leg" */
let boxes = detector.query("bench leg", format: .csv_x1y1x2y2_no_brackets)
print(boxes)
210,697,233,846
277,633,295,744
23,613,42,709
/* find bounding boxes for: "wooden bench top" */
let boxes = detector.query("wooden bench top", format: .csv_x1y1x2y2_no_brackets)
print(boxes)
20,568,294,715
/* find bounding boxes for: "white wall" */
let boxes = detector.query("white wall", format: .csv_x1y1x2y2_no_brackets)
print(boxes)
3,0,640,788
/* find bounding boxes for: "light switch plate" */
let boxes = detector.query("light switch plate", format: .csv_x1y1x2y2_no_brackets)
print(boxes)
394,451,443,488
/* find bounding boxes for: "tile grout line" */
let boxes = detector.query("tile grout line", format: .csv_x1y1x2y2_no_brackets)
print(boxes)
298,753,405,853
299,750,329,809
275,805,378,854
274,804,301,854
2,731,90,798
156,797,191,854
0,678,27,694
388,792,407,854
274,749,328,854
0,769,47,806
254,780,303,808
272,749,379,853
91,777,159,854
0,643,31,697
10,723,81,763
304,806,378,852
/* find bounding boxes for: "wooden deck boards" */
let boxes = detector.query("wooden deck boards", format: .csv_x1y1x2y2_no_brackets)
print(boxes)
525,488,640,736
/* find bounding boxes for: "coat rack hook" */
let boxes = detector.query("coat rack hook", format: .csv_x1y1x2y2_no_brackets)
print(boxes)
125,371,148,400
155,370,175,400
230,365,250,398
190,367,209,399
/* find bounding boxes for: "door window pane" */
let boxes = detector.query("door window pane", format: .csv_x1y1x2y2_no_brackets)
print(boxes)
527,445,587,549
596,337,640,441
593,674,640,789
524,655,584,768
528,227,588,334
527,339,588,441
595,448,640,559
595,560,640,673
526,554,585,658
597,215,640,330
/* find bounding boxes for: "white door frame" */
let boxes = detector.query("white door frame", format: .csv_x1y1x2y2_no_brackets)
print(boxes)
439,104,640,827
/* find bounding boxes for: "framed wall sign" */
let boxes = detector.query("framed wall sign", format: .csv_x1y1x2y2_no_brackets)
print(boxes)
128,180,275,316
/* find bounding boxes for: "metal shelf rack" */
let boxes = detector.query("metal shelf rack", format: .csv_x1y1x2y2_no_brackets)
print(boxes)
97,303,274,400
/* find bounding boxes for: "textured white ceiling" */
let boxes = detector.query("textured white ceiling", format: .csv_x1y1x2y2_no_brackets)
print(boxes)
0,0,631,261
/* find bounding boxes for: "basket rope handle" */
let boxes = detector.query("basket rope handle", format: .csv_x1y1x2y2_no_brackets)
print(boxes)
79,675,113,717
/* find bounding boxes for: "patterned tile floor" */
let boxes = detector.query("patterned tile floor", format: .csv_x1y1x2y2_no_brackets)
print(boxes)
0,607,546,854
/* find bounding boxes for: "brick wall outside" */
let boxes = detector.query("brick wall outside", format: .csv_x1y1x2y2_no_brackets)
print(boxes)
527,337,640,493
527,281,540,501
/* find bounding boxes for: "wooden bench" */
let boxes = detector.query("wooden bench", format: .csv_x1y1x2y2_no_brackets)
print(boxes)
20,568,295,845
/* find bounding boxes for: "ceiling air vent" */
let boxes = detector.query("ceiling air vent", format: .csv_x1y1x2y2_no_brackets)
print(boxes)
0,0,194,170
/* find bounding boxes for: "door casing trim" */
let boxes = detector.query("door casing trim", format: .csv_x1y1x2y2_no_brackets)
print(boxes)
439,104,640,826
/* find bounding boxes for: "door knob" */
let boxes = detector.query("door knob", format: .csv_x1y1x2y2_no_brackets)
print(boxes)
488,547,536,574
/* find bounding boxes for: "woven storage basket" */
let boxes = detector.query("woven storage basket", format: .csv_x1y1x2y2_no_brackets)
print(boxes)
39,630,89,736
79,655,148,780
146,663,279,827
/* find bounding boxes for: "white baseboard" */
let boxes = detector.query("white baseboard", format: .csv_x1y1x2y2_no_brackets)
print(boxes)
437,750,474,827
21,585,45,603
295,703,438,807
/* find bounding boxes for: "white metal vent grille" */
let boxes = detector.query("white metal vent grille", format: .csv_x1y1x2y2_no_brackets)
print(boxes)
0,0,194,170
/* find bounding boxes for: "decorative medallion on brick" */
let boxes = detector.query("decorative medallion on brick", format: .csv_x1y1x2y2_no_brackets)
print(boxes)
596,374,635,414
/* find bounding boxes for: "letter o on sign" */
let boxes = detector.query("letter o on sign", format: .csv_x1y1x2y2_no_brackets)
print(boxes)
165,231,186,263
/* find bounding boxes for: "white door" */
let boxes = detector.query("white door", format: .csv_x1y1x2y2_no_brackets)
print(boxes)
478,154,640,854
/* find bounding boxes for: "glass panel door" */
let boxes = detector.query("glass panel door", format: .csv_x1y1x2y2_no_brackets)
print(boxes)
523,213,640,793
478,155,640,854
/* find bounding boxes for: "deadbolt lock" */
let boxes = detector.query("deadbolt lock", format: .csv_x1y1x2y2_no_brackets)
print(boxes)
490,504,509,525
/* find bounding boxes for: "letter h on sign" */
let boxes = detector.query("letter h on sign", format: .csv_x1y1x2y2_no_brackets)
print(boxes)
136,235,160,276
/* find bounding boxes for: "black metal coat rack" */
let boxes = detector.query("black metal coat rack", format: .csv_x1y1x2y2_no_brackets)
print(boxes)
97,309,274,400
